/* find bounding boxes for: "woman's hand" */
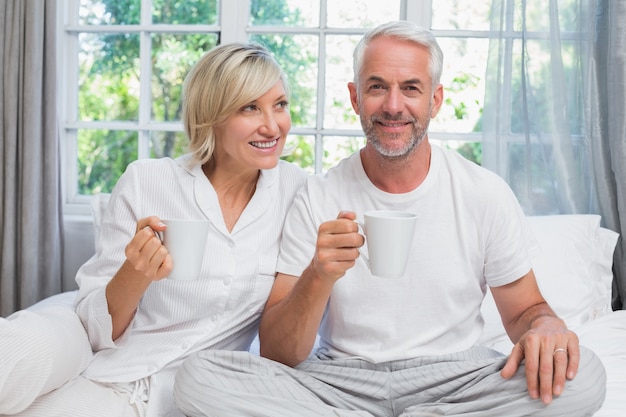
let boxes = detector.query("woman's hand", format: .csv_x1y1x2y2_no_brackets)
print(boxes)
124,216,173,281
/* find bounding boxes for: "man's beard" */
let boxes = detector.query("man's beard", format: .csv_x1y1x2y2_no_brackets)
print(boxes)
361,109,431,158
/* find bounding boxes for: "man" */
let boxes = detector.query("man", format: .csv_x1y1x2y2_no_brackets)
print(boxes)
174,21,606,417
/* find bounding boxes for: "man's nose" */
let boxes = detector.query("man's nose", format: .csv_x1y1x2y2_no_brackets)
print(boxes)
382,88,403,113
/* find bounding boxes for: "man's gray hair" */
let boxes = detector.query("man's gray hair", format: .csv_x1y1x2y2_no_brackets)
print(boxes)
353,20,444,89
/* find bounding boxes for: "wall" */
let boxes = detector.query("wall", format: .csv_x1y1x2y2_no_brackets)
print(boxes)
62,216,95,291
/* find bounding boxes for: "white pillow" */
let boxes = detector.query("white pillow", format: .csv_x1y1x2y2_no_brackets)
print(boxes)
479,214,619,352
90,193,112,246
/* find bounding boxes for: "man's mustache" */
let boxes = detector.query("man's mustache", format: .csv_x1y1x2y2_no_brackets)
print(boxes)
370,113,417,124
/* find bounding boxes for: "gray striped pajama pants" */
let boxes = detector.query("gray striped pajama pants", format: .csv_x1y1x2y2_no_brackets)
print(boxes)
173,346,606,417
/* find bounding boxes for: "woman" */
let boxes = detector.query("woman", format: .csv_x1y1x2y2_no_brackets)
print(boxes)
9,43,307,416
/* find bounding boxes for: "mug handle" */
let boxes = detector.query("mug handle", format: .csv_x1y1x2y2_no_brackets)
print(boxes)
354,221,369,269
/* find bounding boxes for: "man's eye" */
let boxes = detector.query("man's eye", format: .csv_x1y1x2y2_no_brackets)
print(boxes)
367,84,386,94
402,86,422,97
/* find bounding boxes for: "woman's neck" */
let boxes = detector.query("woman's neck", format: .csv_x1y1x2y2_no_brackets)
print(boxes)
203,161,259,232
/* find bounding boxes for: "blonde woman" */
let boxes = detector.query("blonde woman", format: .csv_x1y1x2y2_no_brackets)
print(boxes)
8,43,306,417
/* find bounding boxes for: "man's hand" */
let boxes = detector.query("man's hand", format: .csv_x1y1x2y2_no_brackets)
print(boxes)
501,315,580,405
309,210,364,283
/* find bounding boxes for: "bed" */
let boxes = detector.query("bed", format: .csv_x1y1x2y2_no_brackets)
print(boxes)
25,212,626,415
478,214,626,416
250,214,626,415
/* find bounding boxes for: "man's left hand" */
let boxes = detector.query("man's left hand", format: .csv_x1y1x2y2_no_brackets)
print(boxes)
501,315,580,405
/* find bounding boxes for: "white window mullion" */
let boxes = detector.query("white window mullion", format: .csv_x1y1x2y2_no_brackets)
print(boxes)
315,30,327,174
59,0,78,125
403,0,432,28
315,134,325,174
61,0,82,208
138,30,152,159
138,0,153,159
314,0,328,174
220,0,249,44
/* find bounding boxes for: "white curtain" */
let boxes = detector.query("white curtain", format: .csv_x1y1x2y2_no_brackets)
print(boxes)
0,0,63,316
482,0,626,309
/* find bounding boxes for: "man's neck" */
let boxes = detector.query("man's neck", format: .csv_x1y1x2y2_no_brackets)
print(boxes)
360,139,432,194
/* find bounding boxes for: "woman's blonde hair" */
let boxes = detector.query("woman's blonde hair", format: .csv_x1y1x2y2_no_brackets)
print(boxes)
182,43,289,166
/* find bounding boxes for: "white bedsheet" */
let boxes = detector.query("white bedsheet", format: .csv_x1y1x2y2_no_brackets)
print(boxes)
28,288,626,416
484,310,626,416
573,311,626,416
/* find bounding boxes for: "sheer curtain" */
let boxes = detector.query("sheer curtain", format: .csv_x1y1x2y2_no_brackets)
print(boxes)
482,0,626,309
0,0,63,316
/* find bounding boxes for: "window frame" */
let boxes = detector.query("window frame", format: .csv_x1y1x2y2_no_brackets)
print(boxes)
60,0,500,216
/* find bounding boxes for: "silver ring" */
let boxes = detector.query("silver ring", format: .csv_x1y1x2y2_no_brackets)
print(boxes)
553,348,567,356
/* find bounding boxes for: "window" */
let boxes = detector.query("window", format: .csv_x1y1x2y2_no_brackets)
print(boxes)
59,0,492,214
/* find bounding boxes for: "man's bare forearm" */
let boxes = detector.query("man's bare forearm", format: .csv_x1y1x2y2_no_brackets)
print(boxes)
259,269,333,366
505,301,564,343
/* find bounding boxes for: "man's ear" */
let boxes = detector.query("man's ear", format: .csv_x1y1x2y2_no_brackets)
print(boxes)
348,82,360,115
430,83,444,118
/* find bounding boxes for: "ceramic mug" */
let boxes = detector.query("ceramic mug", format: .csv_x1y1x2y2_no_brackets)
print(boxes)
357,210,417,278
159,219,210,281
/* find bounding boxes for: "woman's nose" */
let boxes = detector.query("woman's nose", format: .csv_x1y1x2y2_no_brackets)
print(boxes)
259,113,280,136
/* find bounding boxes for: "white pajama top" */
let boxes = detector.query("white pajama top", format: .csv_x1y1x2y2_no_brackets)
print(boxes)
75,156,307,382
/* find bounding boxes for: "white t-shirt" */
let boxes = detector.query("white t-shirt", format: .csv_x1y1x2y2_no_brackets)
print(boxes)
75,156,307,382
277,145,537,363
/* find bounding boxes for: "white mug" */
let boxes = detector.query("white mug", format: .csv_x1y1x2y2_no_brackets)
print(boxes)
357,210,417,278
160,219,210,281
